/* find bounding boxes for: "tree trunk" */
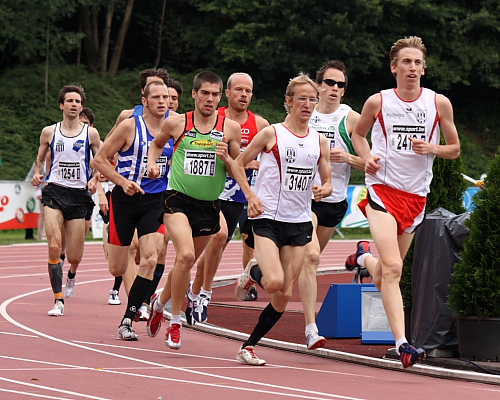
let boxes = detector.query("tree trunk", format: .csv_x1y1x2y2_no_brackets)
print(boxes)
108,0,135,76
154,0,168,68
45,18,50,106
99,0,115,74
79,5,98,72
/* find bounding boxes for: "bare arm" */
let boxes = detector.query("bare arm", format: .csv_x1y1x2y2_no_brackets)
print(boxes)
105,109,133,141
218,119,241,177
87,127,101,194
245,115,270,170
233,126,276,218
313,135,333,201
94,119,144,195
31,126,54,187
329,109,365,171
352,94,382,175
409,94,460,159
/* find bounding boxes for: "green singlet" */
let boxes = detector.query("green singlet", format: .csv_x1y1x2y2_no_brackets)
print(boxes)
169,111,228,201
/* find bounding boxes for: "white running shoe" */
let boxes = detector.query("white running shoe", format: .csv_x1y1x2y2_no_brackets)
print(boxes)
306,332,326,350
235,259,258,301
236,346,266,366
138,304,150,321
108,290,121,305
65,276,76,298
48,300,64,317
117,318,139,341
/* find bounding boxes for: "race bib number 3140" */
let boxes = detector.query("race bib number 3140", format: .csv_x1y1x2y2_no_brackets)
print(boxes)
283,165,313,192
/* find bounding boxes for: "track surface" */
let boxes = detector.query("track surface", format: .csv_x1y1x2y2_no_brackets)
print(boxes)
1,241,499,399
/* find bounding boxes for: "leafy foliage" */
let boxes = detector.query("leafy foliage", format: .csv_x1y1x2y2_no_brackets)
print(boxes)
448,147,500,317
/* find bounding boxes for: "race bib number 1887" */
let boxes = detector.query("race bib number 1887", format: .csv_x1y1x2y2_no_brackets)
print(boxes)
184,150,216,177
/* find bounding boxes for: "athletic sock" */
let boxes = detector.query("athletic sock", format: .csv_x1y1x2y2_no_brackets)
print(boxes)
200,287,212,300
305,323,318,336
60,254,66,262
395,337,408,355
113,276,123,292
154,297,166,312
357,253,369,268
171,315,181,325
242,302,284,348
122,275,152,323
142,263,165,304
67,270,76,280
188,283,200,301
48,259,63,295
249,264,263,288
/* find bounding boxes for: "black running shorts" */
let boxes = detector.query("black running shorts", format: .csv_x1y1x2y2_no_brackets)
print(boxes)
252,218,313,247
42,183,93,221
220,200,245,242
162,190,221,237
108,186,165,246
311,199,348,228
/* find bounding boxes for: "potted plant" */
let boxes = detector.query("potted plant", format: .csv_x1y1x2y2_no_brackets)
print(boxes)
448,148,500,361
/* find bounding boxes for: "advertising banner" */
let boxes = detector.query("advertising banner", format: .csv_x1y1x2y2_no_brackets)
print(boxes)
0,181,40,229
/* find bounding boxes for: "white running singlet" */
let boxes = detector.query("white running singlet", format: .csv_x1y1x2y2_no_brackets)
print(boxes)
253,123,321,223
46,122,92,189
366,88,440,196
309,104,354,202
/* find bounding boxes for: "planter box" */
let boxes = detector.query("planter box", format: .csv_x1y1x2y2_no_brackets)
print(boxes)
457,316,500,361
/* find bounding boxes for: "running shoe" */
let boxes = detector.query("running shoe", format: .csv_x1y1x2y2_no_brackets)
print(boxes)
193,294,210,323
137,304,151,321
185,288,195,326
117,318,139,341
147,293,164,337
64,276,76,298
48,300,64,317
235,259,258,301
108,289,121,305
236,346,266,366
165,323,182,350
306,332,326,350
399,343,426,368
245,287,258,301
345,241,371,271
352,266,372,284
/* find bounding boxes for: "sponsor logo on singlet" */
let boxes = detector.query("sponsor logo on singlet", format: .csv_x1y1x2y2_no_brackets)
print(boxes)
386,112,405,119
72,140,85,152
285,147,297,163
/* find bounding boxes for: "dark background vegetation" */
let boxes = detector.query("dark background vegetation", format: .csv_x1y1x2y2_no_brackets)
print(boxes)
0,0,498,181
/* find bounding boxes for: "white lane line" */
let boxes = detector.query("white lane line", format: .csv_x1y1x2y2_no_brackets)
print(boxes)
0,356,353,400
0,378,111,400
1,282,367,400
0,331,38,338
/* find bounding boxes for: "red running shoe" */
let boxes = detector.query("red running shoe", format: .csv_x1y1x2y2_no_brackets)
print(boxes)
345,241,371,271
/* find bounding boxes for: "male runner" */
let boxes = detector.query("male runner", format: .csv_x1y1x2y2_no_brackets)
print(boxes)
232,73,332,365
186,72,269,324
31,85,100,316
345,36,460,368
146,71,241,350
167,78,183,112
298,61,365,349
94,81,173,340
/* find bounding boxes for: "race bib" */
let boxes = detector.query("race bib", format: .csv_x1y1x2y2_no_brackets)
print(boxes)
283,165,314,192
141,156,167,178
318,130,335,149
184,150,216,177
59,161,81,180
391,126,426,152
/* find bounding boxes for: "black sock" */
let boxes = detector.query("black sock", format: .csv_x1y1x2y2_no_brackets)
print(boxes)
60,254,66,262
113,276,123,292
143,264,165,304
56,298,64,304
122,275,152,323
242,302,284,348
250,264,263,288
67,270,76,279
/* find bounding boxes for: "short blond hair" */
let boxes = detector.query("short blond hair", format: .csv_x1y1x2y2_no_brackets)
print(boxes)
389,36,427,68
284,72,318,113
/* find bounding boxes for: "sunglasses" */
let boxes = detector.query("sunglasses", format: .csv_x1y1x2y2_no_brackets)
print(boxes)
323,79,346,88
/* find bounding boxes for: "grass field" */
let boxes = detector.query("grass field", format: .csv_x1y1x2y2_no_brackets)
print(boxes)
0,227,372,246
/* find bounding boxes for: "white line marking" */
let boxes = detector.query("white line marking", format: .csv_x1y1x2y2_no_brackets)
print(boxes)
1,282,367,400
0,331,38,338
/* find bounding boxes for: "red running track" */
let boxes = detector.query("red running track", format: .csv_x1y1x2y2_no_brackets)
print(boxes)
0,241,498,399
